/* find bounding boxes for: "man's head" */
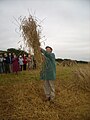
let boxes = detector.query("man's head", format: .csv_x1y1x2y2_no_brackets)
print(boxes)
24,54,26,57
45,46,52,53
9,53,11,56
4,53,7,57
0,54,2,57
19,55,22,58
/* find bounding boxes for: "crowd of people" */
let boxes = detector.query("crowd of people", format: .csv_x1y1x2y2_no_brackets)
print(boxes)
0,46,56,102
0,53,36,74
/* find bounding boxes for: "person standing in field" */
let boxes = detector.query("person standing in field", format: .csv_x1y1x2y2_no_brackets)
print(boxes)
27,54,32,70
40,46,56,101
3,53,10,73
12,54,19,74
8,53,13,73
23,54,27,70
0,54,4,74
19,55,23,71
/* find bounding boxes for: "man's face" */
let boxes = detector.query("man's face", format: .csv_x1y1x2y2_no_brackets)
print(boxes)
4,53,7,57
24,54,26,57
0,55,2,57
9,53,11,56
46,48,52,53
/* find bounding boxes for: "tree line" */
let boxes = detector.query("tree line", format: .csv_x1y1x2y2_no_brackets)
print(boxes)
0,48,88,64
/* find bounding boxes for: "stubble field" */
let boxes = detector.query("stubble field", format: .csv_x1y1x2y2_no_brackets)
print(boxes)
0,64,90,120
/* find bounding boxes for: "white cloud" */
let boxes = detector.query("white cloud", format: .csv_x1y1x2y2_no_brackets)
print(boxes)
0,0,90,61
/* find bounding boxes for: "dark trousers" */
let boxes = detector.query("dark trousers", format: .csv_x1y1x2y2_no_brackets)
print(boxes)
4,63,10,73
20,65,23,71
23,64,26,70
0,63,3,73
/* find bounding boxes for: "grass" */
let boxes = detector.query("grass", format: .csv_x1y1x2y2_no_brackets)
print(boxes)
0,64,90,120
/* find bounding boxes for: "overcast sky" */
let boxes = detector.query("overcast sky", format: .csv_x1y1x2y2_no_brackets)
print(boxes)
0,0,90,61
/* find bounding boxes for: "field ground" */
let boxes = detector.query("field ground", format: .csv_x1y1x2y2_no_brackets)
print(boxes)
0,64,90,120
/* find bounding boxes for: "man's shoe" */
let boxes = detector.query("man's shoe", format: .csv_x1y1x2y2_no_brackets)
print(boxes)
44,97,51,101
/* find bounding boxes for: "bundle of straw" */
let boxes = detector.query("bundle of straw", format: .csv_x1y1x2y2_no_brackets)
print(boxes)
20,15,42,68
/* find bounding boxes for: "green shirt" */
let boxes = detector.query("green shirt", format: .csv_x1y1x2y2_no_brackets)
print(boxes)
40,48,56,80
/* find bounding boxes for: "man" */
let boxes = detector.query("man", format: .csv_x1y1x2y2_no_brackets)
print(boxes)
8,53,13,73
23,54,27,70
19,55,23,71
0,54,4,73
40,46,56,101
3,53,10,73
